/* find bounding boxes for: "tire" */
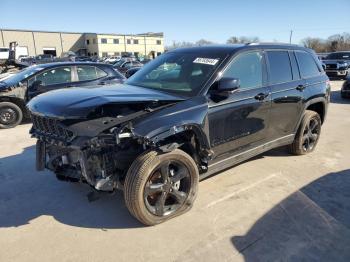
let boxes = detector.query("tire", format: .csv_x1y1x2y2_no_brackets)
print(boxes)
124,149,199,226
289,110,322,155
0,102,23,129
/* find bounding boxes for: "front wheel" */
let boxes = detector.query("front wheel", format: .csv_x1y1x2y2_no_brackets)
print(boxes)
0,102,23,129
124,149,199,226
289,110,322,155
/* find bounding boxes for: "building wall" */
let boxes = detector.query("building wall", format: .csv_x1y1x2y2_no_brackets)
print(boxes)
0,29,164,58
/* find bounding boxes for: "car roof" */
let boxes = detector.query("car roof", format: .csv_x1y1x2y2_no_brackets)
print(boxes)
169,43,312,55
33,62,111,68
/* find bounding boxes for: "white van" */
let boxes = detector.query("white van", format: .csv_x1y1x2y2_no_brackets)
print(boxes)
0,47,9,62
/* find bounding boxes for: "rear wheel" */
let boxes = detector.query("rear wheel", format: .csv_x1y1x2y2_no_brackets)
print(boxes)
289,110,321,155
0,102,23,129
124,149,198,226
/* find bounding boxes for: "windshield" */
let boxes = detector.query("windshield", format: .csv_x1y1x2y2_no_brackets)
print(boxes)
126,52,226,97
1,65,44,85
326,52,350,60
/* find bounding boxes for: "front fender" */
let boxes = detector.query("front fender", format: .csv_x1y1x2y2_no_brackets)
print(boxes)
133,96,210,149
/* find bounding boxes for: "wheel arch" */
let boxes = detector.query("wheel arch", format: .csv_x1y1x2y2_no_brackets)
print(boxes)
305,99,326,123
144,124,212,171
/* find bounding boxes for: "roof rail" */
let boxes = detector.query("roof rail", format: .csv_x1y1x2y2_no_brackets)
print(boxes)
246,42,300,46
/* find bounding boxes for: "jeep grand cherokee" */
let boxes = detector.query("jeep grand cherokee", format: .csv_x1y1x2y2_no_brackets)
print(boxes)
27,44,330,225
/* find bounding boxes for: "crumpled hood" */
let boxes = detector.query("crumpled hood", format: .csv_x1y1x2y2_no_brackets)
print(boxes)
27,84,184,119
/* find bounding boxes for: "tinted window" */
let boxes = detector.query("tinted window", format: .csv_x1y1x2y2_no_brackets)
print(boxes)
223,51,263,89
76,66,107,81
35,67,72,86
267,51,293,84
295,51,320,78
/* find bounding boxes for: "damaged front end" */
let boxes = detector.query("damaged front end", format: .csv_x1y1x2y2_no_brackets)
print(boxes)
30,103,169,192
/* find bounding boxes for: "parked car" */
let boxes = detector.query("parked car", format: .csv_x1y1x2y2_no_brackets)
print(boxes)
0,62,125,128
322,51,350,79
341,76,350,98
114,60,143,75
27,44,330,225
105,56,121,64
125,67,141,78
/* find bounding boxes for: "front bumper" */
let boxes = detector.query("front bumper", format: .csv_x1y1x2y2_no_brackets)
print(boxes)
325,69,348,76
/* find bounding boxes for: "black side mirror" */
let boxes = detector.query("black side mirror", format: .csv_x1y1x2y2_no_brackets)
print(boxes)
217,77,240,94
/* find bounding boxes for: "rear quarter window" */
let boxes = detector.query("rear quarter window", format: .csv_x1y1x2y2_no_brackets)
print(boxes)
295,51,320,78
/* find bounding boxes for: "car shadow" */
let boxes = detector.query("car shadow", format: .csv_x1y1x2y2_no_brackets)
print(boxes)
231,169,350,261
0,145,143,229
331,90,350,104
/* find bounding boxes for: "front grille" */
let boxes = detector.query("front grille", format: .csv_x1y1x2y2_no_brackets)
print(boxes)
31,114,74,141
326,64,338,70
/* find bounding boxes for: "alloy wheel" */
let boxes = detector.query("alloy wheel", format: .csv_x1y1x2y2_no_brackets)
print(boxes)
144,160,191,217
302,118,320,152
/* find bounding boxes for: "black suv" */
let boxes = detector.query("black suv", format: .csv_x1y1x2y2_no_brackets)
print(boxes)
0,62,125,128
322,51,350,78
27,44,330,225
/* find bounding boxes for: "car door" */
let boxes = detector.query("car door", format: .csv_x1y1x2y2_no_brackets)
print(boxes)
73,65,109,87
207,50,271,161
27,66,73,100
266,50,305,140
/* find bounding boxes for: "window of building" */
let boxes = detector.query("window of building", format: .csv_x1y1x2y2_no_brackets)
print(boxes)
133,39,139,44
156,40,161,45
127,39,131,44
86,39,90,45
34,67,72,86
266,51,293,84
223,51,263,89
94,52,97,56
102,52,108,57
113,39,119,44
114,52,120,56
295,51,320,78
76,65,107,81
101,38,107,44
93,39,96,44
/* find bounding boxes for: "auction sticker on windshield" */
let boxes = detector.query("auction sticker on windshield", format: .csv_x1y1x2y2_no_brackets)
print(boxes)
193,57,219,65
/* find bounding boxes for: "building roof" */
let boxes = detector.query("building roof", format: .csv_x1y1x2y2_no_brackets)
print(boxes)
0,28,163,37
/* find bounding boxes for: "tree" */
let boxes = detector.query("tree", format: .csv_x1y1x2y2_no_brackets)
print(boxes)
226,36,260,44
301,37,326,52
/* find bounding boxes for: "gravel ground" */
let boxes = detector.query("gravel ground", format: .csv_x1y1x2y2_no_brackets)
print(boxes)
0,80,349,262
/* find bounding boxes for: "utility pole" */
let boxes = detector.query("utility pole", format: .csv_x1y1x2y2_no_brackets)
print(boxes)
289,30,293,44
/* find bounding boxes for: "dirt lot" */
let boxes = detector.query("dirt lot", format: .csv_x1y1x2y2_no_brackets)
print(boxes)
0,80,349,262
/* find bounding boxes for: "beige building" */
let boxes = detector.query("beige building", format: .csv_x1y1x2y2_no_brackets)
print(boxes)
0,29,164,58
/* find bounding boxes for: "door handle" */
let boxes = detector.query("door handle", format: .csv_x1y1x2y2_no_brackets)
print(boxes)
296,84,305,91
254,93,269,101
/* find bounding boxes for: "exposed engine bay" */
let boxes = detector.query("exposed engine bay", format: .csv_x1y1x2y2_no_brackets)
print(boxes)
31,100,205,192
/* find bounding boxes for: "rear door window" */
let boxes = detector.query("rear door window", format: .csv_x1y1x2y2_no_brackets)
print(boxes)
76,65,107,81
266,51,293,84
295,51,320,78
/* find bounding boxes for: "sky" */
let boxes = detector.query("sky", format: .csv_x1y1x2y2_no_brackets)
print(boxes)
0,0,349,46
